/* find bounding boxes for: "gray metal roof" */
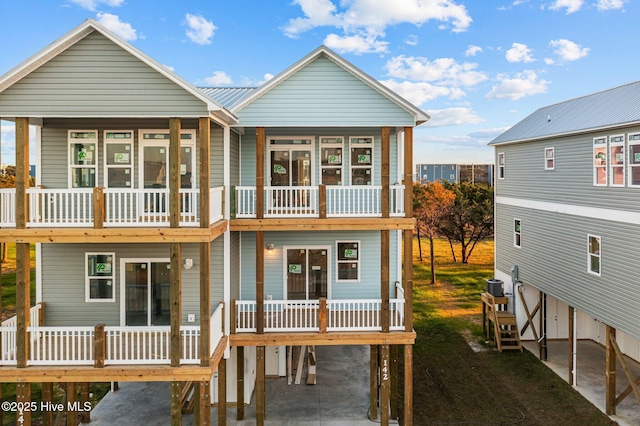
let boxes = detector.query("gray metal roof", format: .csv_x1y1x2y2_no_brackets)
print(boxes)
490,80,640,145
198,87,257,110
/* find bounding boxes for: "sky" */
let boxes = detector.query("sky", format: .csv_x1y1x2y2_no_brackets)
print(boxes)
0,0,638,167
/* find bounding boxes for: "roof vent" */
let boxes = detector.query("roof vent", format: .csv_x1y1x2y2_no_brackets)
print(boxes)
547,115,551,122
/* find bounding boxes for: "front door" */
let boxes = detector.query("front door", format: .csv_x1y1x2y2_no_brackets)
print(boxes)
121,259,171,326
285,247,329,300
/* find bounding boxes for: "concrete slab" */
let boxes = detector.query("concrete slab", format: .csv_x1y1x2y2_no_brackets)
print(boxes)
87,345,387,425
522,339,640,426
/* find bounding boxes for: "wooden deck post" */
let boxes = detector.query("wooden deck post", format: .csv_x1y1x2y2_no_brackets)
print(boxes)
380,344,390,425
217,358,227,426
606,325,616,415
16,383,31,425
318,297,327,333
200,242,211,367
319,184,326,218
539,291,547,360
381,230,390,332
170,243,182,367
79,383,91,423
237,346,245,420
404,344,413,426
15,117,29,229
66,382,77,426
390,345,399,420
381,127,390,218
256,346,266,425
256,127,265,219
169,117,182,229
369,345,379,420
197,380,211,426
16,242,30,368
92,187,105,229
42,382,54,426
199,117,211,227
568,306,575,386
403,127,413,219
94,324,106,368
171,381,183,425
403,230,413,332
256,231,265,334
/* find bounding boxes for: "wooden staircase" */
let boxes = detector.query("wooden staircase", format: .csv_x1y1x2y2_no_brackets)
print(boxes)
482,292,522,352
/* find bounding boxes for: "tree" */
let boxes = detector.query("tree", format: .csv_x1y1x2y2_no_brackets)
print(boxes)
413,182,455,284
439,182,494,264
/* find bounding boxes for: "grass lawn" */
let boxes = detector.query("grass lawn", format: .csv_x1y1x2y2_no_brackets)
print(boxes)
411,237,615,425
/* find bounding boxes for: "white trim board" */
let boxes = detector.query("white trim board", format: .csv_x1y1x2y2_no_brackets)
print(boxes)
496,196,640,225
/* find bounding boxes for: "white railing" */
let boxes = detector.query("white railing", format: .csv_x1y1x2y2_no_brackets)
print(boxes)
104,326,200,365
235,301,257,332
265,300,319,331
28,188,93,227
265,186,318,217
327,299,381,331
210,303,224,356
390,184,405,217
0,188,16,227
181,326,200,364
235,186,256,218
0,304,44,365
326,186,381,217
29,326,94,365
210,186,224,224
390,298,405,331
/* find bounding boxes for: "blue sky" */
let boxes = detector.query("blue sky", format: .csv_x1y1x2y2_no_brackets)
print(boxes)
0,0,637,167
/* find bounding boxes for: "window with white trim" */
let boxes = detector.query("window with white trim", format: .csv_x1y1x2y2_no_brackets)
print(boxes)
544,147,555,170
587,235,601,276
593,137,607,186
104,131,133,188
628,132,640,187
349,137,373,185
320,137,343,185
514,219,521,248
336,241,360,281
497,152,505,179
86,252,115,302
69,130,98,188
609,134,625,187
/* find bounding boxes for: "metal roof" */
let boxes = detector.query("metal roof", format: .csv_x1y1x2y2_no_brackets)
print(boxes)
198,87,257,110
490,80,640,145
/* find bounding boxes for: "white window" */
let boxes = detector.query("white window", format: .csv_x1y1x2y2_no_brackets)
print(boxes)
544,147,555,170
139,129,196,190
86,252,116,302
628,132,640,187
336,241,360,281
497,152,505,179
69,130,98,188
593,137,607,186
514,219,521,248
320,137,343,185
587,235,601,276
104,131,133,188
609,134,625,187
349,137,373,185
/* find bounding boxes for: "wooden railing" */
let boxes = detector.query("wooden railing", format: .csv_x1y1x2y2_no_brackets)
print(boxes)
234,185,405,218
233,297,406,333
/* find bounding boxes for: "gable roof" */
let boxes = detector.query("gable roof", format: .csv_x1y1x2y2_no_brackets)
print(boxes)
0,19,237,124
229,45,430,125
490,80,640,145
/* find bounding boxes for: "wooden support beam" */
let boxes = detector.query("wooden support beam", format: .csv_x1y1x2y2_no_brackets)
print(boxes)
217,358,227,426
369,345,378,421
318,298,327,333
197,380,211,426
16,382,31,425
93,187,105,229
256,127,265,219
230,217,416,232
170,243,182,367
403,230,413,332
230,299,237,335
42,382,54,426
237,346,245,420
171,381,183,426
199,117,211,228
200,242,211,367
539,291,547,360
390,345,399,420
605,325,616,415
381,230,390,332
568,306,575,386
94,324,106,368
256,346,266,425
381,127,390,219
169,118,182,229
609,330,640,407
518,290,540,342
230,331,416,347
79,383,91,423
403,127,413,219
15,117,29,229
256,231,265,334
16,243,30,368
319,185,326,219
380,344,390,425
404,344,413,426
66,382,77,426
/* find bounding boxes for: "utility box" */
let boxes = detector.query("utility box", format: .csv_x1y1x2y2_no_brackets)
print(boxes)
486,279,504,297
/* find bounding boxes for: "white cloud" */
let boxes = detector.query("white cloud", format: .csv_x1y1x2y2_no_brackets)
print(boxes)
379,80,464,106
405,35,419,46
385,55,488,87
468,127,510,139
596,0,625,10
96,13,137,41
486,70,549,100
240,73,275,87
465,45,482,57
163,64,175,72
549,39,589,61
324,31,389,54
185,14,216,45
505,42,534,63
69,0,124,12
423,107,484,127
203,71,232,86
549,0,584,14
